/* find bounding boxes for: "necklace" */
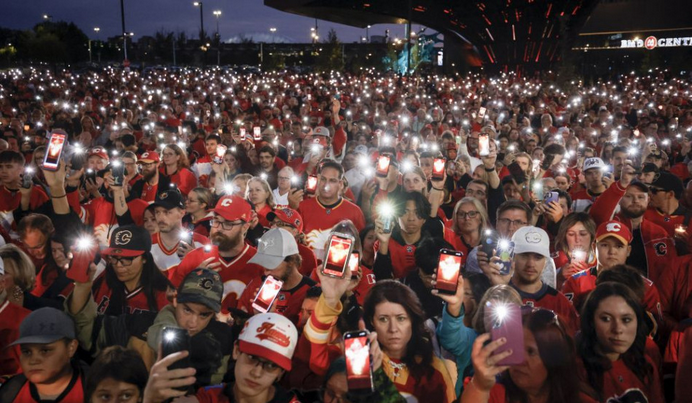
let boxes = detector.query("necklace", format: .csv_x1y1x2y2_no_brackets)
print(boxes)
388,359,406,378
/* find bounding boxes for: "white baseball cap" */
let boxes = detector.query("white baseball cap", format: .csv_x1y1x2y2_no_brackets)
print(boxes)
511,226,550,258
238,313,298,371
313,126,330,137
248,228,299,270
583,157,606,172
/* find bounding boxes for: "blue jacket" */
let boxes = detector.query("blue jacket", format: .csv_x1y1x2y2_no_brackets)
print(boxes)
435,302,478,396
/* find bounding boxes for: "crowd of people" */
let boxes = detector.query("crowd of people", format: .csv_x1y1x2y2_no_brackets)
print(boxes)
0,65,690,403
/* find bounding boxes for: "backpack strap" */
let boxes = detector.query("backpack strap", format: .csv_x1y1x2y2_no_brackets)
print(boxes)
0,374,27,403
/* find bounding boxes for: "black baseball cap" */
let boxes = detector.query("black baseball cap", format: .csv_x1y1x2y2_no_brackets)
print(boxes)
650,171,683,198
177,268,224,313
102,225,152,257
642,163,660,174
152,188,184,210
10,308,76,346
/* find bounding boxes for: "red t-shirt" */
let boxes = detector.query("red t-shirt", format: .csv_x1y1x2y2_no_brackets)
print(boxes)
0,300,31,377
578,357,664,403
513,282,580,335
12,364,85,403
162,167,197,196
195,384,300,403
0,185,48,236
238,275,316,325
298,197,365,254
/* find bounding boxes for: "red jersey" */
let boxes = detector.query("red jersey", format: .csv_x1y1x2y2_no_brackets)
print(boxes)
82,197,149,250
298,197,365,256
170,244,261,311
513,282,580,335
150,232,209,276
256,204,273,229
487,383,597,403
192,155,212,188
137,181,159,203
570,188,603,213
195,384,300,403
0,300,31,377
0,185,48,237
238,275,316,325
92,275,169,315
297,243,318,277
382,354,456,403
578,357,664,403
373,235,418,279
563,267,663,321
11,365,85,403
162,167,197,196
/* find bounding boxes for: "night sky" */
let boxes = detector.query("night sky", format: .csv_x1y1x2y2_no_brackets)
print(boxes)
0,0,417,44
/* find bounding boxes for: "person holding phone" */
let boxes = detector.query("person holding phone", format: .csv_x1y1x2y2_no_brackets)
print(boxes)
0,150,49,237
130,151,169,203
191,134,221,188
143,313,300,403
160,144,197,196
237,228,316,325
448,197,491,263
577,282,664,403
183,187,214,237
246,176,276,229
553,213,598,289
462,308,588,403
509,226,580,335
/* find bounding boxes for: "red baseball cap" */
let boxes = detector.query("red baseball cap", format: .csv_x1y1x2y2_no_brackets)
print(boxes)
88,147,109,161
267,208,303,233
596,220,632,245
212,195,252,223
139,151,160,163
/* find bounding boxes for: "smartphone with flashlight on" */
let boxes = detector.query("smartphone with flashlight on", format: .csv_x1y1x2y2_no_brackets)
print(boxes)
240,127,246,141
322,233,355,278
161,327,193,379
479,107,487,120
376,155,391,178
348,252,360,277
305,175,318,195
252,275,284,314
432,157,446,181
43,132,67,171
85,168,97,184
111,161,125,187
66,236,98,283
213,144,227,164
22,167,34,189
484,302,525,366
434,249,463,295
481,230,498,258
479,134,490,157
253,126,262,141
343,330,374,395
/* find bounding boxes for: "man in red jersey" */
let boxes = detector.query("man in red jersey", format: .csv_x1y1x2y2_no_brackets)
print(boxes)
130,151,170,203
571,157,607,213
296,159,365,258
644,171,691,255
191,134,220,188
509,226,580,335
238,228,316,325
0,150,48,237
2,308,85,403
563,220,662,316
170,195,261,311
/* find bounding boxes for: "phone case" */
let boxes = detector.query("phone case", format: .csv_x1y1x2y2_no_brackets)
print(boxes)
435,250,463,294
544,191,559,205
432,158,446,180
344,331,374,394
43,133,66,171
322,233,355,278
489,303,525,366
305,175,318,195
376,156,391,177
252,276,283,313
161,327,192,375
67,244,97,283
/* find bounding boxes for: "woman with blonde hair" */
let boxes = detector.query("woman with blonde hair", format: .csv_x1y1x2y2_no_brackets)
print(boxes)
246,176,276,229
449,197,490,265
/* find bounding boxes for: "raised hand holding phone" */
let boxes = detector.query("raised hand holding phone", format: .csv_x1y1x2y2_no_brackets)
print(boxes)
67,236,99,283
432,269,465,317
142,344,196,403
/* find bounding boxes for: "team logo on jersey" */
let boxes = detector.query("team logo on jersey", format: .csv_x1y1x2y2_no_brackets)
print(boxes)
551,251,560,259
606,222,622,232
367,274,376,284
564,292,574,301
406,246,414,253
114,230,133,246
654,242,667,256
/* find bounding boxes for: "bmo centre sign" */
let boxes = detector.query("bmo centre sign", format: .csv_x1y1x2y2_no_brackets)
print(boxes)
620,36,692,50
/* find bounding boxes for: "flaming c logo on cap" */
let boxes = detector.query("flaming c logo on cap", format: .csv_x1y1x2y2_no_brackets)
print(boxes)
255,322,290,347
525,232,542,243
114,230,132,245
159,192,168,199
220,198,233,207
606,222,622,232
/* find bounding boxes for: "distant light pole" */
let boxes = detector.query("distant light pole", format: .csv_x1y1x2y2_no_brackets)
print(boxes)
213,10,222,65
93,27,101,63
120,0,128,61
193,2,205,41
270,27,277,43
42,14,52,21
89,27,100,63
366,25,371,43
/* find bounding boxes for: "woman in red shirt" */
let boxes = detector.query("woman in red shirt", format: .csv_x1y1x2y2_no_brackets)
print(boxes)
184,187,214,237
161,144,197,196
246,177,275,229
448,197,490,265
577,282,664,403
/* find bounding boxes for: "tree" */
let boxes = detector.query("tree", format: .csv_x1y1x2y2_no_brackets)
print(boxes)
315,28,343,72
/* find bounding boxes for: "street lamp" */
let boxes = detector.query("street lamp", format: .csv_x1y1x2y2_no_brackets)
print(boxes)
213,10,221,65
42,14,52,21
92,27,101,63
193,2,205,42
270,27,277,43
366,25,371,43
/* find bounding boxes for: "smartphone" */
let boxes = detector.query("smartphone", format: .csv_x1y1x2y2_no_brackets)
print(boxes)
21,167,34,189
111,161,125,187
67,239,98,283
322,233,355,278
85,168,97,183
179,230,194,247
290,175,302,190
432,158,446,181
24,124,30,132
481,230,498,258
479,134,490,157
376,155,391,178
252,275,283,313
532,159,541,174
213,144,227,164
253,126,262,141
160,327,193,377
544,191,559,205
43,132,67,171
485,302,525,366
479,107,487,119
305,175,318,195
348,252,360,278
507,162,526,184
497,240,515,276
434,249,463,294
240,127,246,141
382,215,393,234
343,330,374,395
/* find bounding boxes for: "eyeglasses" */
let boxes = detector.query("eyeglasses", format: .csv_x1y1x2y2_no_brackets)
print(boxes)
242,352,281,372
278,176,291,181
107,256,135,267
497,218,528,227
210,219,244,230
648,187,665,194
457,211,480,219
321,387,351,403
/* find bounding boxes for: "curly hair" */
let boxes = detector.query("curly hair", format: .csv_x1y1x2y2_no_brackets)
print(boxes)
363,280,434,380
577,282,653,401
